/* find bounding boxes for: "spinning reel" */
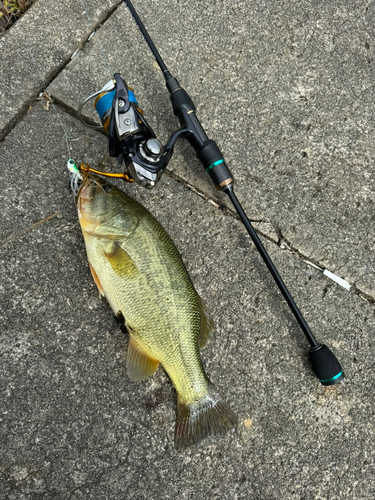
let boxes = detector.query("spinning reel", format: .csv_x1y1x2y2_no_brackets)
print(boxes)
78,72,231,192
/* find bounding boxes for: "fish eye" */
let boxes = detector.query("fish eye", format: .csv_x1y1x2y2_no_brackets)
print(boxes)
102,184,112,192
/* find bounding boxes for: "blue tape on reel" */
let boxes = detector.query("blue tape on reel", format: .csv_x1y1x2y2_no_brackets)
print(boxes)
95,88,138,120
128,89,138,104
95,89,116,120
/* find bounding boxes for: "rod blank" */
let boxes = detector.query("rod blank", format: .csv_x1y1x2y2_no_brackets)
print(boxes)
124,0,172,79
224,185,319,348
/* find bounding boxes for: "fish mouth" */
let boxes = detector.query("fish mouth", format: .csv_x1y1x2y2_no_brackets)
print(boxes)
75,173,103,205
69,168,89,205
75,174,98,217
76,174,115,227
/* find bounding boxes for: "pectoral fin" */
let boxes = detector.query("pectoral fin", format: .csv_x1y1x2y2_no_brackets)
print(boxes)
127,335,159,381
197,294,216,349
104,241,139,279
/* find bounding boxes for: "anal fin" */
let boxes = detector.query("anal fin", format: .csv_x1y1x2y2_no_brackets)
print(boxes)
127,335,159,382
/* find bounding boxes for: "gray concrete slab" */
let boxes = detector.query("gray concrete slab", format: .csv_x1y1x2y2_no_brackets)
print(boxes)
1,101,375,499
0,0,121,140
48,0,375,301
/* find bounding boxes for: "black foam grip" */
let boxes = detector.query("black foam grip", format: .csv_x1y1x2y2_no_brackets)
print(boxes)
309,344,345,385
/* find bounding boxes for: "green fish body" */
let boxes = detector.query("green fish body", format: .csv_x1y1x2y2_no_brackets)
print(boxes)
76,175,237,449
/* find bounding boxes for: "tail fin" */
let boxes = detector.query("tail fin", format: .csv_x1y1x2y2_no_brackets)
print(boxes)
175,383,237,451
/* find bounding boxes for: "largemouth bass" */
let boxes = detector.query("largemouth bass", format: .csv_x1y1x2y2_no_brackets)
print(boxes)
75,174,237,450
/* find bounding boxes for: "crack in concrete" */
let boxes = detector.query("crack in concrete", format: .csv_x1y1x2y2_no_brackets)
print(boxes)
2,6,374,308
50,94,104,131
165,169,375,307
0,211,60,250
0,1,122,142
8,91,375,309
166,169,265,224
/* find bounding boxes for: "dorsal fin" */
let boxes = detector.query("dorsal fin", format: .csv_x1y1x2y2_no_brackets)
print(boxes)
126,334,159,381
196,294,216,349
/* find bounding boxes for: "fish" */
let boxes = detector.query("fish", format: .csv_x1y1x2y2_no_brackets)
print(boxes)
75,173,237,450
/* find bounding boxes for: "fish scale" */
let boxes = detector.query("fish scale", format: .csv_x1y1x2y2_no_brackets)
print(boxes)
85,201,205,397
76,174,237,449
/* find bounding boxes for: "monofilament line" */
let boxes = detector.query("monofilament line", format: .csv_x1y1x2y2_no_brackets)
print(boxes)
25,48,72,159
78,0,114,78
11,11,72,159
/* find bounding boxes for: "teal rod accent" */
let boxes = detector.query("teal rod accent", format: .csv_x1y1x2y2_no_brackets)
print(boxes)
206,159,225,172
319,371,343,384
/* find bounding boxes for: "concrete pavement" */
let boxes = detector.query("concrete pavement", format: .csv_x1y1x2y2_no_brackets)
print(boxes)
1,1,374,498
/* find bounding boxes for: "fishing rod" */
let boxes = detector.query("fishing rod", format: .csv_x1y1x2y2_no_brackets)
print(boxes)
77,0,344,386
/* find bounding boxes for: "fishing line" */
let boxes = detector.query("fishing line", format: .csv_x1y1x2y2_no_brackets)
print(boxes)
69,135,94,143
10,10,112,181
22,45,82,190
10,11,72,160
26,45,72,160
73,0,345,386
77,0,114,78
11,0,113,163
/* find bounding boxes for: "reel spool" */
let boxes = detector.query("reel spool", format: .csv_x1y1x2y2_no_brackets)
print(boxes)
94,88,115,134
94,86,142,135
78,74,167,189
78,79,115,131
78,80,142,133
